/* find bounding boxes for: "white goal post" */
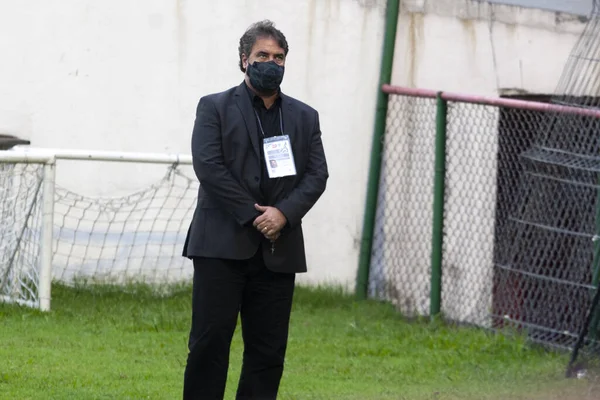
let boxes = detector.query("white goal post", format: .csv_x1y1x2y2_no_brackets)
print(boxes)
0,147,195,311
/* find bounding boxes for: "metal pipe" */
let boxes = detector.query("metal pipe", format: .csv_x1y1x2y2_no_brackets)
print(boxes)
586,187,600,338
382,84,600,119
0,147,193,165
39,160,56,312
430,93,448,317
356,0,401,299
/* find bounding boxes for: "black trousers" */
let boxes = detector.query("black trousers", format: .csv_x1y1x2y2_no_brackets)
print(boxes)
183,248,296,400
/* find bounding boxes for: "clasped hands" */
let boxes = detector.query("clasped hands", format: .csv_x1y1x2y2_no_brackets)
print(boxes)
253,204,286,241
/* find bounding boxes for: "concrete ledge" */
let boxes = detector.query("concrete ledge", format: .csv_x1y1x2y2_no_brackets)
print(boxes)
401,0,587,34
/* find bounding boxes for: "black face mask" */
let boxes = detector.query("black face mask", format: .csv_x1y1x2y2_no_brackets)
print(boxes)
247,61,285,93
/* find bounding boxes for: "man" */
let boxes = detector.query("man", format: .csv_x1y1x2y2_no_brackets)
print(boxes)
182,20,328,399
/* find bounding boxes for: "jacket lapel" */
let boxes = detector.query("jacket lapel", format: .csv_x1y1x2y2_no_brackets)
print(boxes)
234,83,261,159
279,92,294,138
278,92,299,192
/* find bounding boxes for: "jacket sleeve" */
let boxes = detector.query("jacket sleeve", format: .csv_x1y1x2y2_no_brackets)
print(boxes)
275,111,329,228
192,96,260,226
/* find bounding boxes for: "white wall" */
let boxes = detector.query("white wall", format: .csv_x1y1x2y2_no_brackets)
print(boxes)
488,0,594,16
0,0,385,287
392,0,585,95
0,0,590,291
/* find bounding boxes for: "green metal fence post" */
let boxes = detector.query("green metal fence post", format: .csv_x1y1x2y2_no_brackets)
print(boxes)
355,0,401,300
430,93,448,317
586,189,600,338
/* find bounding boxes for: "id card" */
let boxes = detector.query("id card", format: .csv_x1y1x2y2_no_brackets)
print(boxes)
263,135,297,178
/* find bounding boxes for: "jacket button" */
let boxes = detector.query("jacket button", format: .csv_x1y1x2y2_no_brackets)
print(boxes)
254,176,259,182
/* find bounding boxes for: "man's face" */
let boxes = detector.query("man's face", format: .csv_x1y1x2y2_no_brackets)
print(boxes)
242,37,286,71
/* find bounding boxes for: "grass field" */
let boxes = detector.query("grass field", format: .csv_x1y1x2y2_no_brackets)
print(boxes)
0,284,596,399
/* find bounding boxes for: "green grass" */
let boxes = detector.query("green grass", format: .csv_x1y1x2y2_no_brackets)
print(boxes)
0,284,590,399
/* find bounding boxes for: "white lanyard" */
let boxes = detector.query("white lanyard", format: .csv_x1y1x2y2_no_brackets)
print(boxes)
253,107,284,137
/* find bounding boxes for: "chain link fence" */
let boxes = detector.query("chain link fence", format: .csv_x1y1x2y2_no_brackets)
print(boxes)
369,96,436,317
442,102,500,327
369,87,600,354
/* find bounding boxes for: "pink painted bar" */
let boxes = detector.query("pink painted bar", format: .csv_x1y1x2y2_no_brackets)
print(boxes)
382,84,600,119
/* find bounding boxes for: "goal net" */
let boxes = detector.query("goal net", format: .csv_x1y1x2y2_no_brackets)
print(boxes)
0,163,44,308
0,149,197,311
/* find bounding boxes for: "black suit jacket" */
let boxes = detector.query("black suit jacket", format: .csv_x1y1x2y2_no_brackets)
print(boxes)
182,82,328,273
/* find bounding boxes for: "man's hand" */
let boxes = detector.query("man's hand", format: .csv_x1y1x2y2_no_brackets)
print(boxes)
253,204,287,240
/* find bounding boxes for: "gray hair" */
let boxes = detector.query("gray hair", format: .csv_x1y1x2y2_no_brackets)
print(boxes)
238,20,289,73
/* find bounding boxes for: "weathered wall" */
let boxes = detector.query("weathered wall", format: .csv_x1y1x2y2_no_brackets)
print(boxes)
488,0,593,16
0,0,385,287
393,0,586,95
0,0,590,292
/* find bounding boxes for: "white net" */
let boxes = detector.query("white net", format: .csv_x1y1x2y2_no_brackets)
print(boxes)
0,161,198,309
53,165,197,285
0,163,44,308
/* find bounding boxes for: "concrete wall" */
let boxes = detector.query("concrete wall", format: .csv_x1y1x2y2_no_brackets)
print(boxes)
0,0,385,287
488,0,594,16
393,0,586,95
0,0,590,293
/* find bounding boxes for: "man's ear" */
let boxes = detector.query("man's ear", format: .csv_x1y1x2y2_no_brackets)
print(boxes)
242,54,249,71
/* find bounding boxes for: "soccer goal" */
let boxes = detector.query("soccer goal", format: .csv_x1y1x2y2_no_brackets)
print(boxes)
0,148,196,311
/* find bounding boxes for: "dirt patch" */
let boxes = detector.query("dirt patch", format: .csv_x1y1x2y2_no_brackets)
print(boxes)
521,375,600,400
